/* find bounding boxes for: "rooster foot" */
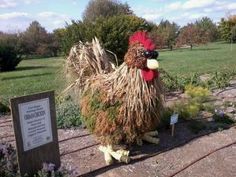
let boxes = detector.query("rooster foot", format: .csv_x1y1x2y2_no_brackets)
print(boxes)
142,130,159,144
99,145,130,165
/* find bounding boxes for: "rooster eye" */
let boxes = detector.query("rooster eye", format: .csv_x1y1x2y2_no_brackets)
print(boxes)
152,51,158,58
143,50,159,58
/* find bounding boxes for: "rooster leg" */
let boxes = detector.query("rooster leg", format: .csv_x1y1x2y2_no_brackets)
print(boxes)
99,145,130,165
99,145,114,165
142,131,159,144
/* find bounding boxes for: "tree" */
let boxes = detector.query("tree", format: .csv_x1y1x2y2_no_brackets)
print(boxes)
176,23,209,50
46,33,60,57
19,21,48,55
151,20,179,49
56,21,89,54
53,28,67,54
195,17,218,42
218,18,231,42
19,21,59,57
61,1,154,62
231,25,236,43
61,15,154,63
83,0,133,22
95,15,153,62
219,15,236,42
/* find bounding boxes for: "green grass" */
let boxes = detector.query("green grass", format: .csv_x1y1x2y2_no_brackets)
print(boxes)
0,57,65,104
159,42,236,76
0,42,236,104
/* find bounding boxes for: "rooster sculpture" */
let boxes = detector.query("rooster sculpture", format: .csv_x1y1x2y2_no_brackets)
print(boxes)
66,31,164,164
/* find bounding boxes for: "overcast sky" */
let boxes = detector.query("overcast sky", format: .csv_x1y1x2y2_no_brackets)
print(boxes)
0,0,236,33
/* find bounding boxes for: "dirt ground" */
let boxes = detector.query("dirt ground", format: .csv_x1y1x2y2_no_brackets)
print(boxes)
1,83,236,177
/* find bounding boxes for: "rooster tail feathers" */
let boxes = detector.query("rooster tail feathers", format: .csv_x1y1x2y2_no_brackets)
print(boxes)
66,38,114,95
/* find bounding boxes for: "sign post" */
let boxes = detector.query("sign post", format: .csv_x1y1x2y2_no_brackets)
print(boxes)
10,91,60,176
170,114,178,137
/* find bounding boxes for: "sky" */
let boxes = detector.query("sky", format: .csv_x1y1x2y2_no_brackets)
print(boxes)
0,0,236,33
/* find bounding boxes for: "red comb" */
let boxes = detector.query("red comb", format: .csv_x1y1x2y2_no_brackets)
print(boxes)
129,31,155,50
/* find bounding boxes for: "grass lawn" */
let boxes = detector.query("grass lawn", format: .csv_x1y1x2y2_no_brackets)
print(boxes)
159,42,236,76
1,42,236,104
0,57,65,104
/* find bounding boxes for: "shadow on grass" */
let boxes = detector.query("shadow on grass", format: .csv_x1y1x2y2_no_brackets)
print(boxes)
1,72,53,80
1,66,54,73
192,47,220,51
15,66,51,71
157,58,164,61
166,47,221,52
23,56,62,60
159,46,221,52
79,119,235,177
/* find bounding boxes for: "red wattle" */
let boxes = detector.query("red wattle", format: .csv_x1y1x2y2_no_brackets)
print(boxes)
141,69,159,81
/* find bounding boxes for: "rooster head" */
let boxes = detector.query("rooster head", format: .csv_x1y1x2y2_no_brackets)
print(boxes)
124,31,159,81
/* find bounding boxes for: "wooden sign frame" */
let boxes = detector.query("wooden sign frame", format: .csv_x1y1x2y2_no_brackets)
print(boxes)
10,91,60,176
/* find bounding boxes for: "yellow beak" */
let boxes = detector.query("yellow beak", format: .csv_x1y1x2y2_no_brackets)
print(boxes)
147,59,159,70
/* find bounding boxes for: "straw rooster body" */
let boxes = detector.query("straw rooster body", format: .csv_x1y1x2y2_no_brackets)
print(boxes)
66,31,164,164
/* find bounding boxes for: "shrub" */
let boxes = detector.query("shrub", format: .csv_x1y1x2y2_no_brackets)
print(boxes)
170,85,211,120
172,100,201,120
213,112,235,124
207,71,232,89
0,45,22,71
161,70,236,92
0,33,22,71
159,107,173,129
160,70,204,91
188,120,206,134
0,101,10,114
0,142,77,177
202,102,215,113
185,84,210,102
96,15,154,63
0,143,17,177
56,97,81,129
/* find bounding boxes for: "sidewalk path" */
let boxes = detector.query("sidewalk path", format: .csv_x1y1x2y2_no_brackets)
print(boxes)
1,115,235,177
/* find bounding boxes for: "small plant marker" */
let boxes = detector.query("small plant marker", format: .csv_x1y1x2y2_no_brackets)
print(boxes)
170,114,179,137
